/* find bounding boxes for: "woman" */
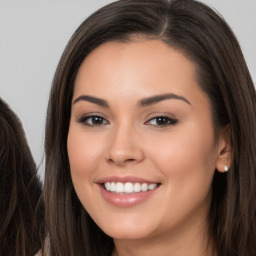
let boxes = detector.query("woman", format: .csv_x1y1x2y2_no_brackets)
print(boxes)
0,98,44,256
44,0,256,255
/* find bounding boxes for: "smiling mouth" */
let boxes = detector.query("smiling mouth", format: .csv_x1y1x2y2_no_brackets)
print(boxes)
102,182,160,194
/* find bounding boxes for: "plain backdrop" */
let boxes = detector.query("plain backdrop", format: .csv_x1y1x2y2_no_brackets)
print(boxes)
0,0,255,179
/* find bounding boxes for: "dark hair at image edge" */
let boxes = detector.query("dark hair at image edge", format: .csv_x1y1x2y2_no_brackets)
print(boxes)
44,0,256,255
0,98,44,256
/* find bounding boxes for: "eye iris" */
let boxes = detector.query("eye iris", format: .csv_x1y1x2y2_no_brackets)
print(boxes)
92,116,103,124
156,117,169,125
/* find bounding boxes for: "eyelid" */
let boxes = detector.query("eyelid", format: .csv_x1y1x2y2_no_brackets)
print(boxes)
76,111,108,121
77,113,110,127
144,115,178,127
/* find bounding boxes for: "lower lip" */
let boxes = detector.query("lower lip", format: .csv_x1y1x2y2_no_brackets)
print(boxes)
98,185,159,207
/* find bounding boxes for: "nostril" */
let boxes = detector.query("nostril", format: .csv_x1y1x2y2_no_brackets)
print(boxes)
107,157,136,166
126,158,135,162
125,159,136,162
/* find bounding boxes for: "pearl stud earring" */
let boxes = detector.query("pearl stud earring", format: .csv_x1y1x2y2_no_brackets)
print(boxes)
224,166,229,172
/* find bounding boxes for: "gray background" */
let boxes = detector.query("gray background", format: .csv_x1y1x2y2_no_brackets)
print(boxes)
0,0,255,179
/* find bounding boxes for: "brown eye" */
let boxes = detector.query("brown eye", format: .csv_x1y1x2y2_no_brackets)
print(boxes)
146,116,178,127
90,116,105,124
78,115,109,127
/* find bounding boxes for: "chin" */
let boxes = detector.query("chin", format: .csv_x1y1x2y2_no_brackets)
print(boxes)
96,217,156,240
105,229,151,240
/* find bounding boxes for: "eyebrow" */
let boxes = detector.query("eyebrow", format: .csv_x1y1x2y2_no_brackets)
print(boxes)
138,93,191,106
73,93,191,108
73,95,109,107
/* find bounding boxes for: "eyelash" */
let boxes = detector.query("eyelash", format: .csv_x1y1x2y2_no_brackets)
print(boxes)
77,115,109,127
77,115,178,127
145,116,178,127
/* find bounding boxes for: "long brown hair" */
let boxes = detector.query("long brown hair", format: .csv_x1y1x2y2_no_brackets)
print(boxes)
44,0,256,255
0,98,44,256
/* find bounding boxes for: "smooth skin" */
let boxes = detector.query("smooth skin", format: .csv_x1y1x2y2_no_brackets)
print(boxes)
67,39,230,256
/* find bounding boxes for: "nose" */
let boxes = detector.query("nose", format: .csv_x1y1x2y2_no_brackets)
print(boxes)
105,124,144,167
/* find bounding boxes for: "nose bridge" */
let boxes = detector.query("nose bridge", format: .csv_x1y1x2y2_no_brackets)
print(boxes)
106,120,144,165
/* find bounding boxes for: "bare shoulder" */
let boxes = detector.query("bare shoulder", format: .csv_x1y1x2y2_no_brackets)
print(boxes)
35,250,42,256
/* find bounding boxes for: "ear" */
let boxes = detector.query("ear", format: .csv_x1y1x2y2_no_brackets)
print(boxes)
216,125,232,173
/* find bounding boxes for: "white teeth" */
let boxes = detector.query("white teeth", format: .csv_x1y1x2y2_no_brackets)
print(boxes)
124,182,133,193
115,182,124,193
134,183,141,192
148,183,157,190
104,182,158,193
105,182,111,191
141,183,148,192
110,182,115,192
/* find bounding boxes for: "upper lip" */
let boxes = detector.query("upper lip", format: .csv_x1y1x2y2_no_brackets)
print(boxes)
95,175,160,184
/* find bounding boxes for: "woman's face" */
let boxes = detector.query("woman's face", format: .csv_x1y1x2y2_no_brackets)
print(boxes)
67,39,226,241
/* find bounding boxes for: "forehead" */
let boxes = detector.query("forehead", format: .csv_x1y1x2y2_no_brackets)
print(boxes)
74,39,200,98
71,40,216,124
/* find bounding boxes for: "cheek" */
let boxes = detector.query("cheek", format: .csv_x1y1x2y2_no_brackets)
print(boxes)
144,127,217,223
145,125,217,186
67,126,103,182
67,126,105,215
